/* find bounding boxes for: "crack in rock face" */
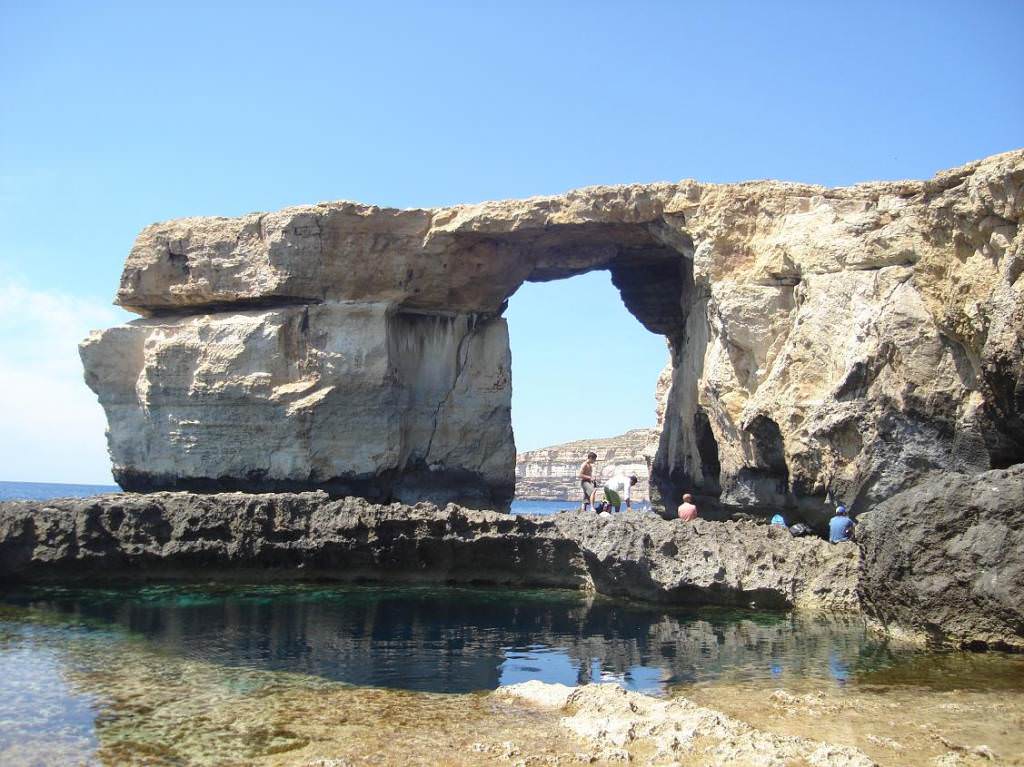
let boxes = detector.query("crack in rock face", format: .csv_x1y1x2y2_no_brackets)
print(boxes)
82,150,1024,514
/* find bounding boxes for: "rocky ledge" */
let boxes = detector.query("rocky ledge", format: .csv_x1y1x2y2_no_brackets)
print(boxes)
0,492,858,611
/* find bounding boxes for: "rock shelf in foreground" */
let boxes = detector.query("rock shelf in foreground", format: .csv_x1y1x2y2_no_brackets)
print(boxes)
496,681,874,766
0,492,858,611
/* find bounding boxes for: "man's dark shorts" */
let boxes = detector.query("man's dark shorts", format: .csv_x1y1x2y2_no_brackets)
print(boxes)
581,480,595,499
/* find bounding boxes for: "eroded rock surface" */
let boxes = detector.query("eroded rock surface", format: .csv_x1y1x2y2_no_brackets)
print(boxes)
83,150,1024,515
857,464,1024,651
498,681,875,766
82,305,514,508
0,493,858,610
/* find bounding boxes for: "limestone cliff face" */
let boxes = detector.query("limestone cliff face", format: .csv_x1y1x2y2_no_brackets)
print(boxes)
82,305,513,508
514,429,655,501
83,150,1024,514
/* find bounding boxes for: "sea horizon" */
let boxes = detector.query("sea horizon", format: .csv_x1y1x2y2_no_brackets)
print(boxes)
0,480,574,515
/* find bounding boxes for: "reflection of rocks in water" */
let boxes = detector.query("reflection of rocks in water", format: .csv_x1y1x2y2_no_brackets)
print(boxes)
9,585,885,694
1,611,581,766
3,603,1023,766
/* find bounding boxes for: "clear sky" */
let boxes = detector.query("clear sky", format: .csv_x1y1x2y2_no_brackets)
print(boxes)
1,1,1021,483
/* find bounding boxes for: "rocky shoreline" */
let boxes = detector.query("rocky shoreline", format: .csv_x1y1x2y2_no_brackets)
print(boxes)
0,491,858,611
2,464,1022,650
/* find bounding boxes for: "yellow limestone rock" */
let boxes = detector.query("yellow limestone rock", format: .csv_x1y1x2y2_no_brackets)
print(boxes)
83,150,1023,515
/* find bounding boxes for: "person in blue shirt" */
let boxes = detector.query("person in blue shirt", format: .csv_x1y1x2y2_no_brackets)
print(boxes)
828,505,854,543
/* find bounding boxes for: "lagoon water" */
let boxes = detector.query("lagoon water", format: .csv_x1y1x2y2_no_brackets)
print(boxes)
1,584,896,695
3,483,1023,764
2,584,1023,765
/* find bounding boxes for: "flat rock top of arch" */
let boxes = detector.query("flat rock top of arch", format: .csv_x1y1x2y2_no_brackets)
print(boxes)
115,149,1023,315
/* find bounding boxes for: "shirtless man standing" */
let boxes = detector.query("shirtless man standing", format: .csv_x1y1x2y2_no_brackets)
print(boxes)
578,452,598,511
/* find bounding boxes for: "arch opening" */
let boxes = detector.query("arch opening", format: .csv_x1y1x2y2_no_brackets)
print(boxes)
493,221,721,515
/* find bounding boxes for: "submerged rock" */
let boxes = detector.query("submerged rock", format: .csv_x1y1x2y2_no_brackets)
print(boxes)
498,681,876,765
0,493,858,611
858,464,1024,651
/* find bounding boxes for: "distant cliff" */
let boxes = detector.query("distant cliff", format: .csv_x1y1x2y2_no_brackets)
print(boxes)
514,429,657,502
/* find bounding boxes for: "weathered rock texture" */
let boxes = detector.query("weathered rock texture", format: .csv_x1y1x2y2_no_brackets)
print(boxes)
82,150,1024,514
0,493,858,611
498,681,874,766
514,428,655,501
82,306,513,508
857,464,1024,651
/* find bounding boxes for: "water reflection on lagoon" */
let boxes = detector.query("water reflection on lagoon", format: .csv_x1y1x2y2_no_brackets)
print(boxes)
2,584,933,695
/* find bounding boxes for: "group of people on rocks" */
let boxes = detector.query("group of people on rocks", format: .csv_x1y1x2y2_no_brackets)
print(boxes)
577,452,855,542
577,452,640,514
578,451,688,518
771,506,855,542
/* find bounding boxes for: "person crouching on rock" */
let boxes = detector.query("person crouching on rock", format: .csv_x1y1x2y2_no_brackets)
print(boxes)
828,505,854,543
578,451,598,512
677,493,699,521
603,473,637,513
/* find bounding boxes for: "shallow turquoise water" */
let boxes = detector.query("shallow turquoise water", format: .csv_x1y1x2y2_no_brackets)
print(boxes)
2,584,1023,765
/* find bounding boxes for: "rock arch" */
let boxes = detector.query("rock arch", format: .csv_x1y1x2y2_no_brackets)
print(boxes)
82,150,1024,521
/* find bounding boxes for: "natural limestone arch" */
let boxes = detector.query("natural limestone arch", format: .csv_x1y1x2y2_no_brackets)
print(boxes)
82,150,1024,523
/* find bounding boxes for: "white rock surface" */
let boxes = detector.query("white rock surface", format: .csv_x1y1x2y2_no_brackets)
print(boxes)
82,303,513,506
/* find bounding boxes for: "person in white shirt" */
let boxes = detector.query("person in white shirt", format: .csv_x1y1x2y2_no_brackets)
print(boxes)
603,473,638,512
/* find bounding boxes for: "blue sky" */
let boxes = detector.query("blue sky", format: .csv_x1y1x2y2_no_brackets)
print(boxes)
1,1,1021,483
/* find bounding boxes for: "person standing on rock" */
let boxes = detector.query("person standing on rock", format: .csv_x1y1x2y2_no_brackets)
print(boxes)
603,473,637,513
677,494,699,521
828,505,854,543
578,452,598,512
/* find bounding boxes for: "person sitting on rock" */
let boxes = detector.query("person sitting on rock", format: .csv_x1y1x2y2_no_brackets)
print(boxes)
677,493,699,521
578,451,598,512
603,473,637,513
828,505,854,543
